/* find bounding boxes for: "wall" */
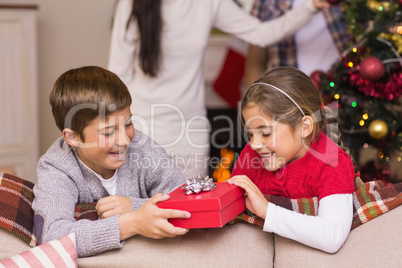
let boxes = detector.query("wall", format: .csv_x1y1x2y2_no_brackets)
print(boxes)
0,0,116,155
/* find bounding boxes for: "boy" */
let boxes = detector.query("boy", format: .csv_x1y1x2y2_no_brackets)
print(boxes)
32,66,190,257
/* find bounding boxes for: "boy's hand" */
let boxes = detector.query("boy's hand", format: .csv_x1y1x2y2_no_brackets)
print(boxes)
96,195,132,219
119,193,190,240
312,0,330,10
227,175,268,219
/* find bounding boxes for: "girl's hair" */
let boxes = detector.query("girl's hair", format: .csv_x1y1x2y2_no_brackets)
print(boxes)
242,66,326,146
242,66,361,179
50,66,132,141
129,0,162,77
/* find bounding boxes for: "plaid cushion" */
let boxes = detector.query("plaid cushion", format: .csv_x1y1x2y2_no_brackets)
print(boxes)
0,172,37,247
0,173,98,247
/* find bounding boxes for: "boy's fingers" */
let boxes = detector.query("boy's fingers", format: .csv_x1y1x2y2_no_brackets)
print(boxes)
161,208,191,220
150,193,170,204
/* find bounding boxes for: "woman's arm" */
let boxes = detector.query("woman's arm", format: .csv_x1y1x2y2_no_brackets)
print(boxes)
214,0,329,47
264,194,353,253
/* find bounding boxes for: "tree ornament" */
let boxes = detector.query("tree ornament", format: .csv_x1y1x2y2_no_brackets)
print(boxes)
359,56,384,81
309,70,325,92
368,119,389,139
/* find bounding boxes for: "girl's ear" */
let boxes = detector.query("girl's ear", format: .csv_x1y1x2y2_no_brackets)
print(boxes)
301,116,314,138
62,128,80,147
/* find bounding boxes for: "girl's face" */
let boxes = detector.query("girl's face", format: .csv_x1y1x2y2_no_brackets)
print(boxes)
75,106,135,179
242,105,308,171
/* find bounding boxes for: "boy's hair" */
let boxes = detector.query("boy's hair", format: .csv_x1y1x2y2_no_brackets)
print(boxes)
241,66,326,146
50,66,132,141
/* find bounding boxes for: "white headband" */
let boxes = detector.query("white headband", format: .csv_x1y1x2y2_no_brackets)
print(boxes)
252,82,306,116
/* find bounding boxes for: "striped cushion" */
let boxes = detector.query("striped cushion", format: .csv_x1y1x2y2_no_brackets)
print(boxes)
0,233,77,268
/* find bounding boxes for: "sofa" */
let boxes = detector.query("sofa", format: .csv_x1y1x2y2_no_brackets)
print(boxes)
1,172,402,267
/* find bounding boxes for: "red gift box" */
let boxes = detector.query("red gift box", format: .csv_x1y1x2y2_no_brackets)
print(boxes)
157,182,246,229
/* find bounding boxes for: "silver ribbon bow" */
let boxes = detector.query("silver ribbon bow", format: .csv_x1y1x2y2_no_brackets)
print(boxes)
181,175,216,195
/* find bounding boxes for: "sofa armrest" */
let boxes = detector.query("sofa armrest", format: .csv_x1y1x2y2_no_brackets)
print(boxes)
274,205,402,267
78,223,274,267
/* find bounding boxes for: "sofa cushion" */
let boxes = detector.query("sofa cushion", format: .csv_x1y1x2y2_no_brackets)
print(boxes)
77,223,274,267
273,205,402,267
0,229,31,260
0,172,37,247
0,233,77,267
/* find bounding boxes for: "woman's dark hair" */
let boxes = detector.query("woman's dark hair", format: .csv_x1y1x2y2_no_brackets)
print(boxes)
130,0,162,77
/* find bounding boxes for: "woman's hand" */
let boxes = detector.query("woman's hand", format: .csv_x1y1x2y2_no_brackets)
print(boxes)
96,195,133,219
312,0,331,10
227,175,268,219
118,193,190,241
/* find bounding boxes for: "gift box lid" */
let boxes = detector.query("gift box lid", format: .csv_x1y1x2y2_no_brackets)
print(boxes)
158,182,244,212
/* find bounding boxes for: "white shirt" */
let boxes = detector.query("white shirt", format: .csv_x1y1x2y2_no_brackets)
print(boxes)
294,0,340,75
264,194,353,253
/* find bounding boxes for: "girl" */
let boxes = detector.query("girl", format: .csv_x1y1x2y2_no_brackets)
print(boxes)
228,66,356,253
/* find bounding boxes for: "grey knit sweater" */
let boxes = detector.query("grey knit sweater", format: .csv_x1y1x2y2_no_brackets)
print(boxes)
32,130,185,257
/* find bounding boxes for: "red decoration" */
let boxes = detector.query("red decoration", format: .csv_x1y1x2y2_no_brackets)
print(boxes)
359,56,384,81
157,182,245,229
328,0,341,5
309,70,326,92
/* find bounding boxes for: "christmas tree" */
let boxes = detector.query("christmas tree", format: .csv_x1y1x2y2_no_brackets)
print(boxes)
315,0,402,183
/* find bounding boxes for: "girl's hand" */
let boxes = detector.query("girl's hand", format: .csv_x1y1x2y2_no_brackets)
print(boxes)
96,195,132,219
312,0,331,10
119,193,190,240
227,175,268,219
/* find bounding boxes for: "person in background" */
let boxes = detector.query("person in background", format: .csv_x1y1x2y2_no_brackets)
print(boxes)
245,0,350,86
107,0,331,180
228,66,356,253
32,66,189,257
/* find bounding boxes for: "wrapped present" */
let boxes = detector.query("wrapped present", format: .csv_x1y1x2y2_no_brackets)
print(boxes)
157,177,245,229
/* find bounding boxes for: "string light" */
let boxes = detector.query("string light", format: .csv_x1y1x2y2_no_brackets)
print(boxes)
334,94,340,99
329,82,335,87
362,113,369,120
359,120,365,126
352,47,357,53
398,26,402,35
351,102,357,107
398,156,401,162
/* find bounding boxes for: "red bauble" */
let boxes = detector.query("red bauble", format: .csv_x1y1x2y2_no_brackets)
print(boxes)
309,70,326,92
327,0,341,5
359,56,384,81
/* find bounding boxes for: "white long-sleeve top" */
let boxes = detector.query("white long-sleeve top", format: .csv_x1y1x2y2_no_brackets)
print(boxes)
108,0,318,150
264,194,353,253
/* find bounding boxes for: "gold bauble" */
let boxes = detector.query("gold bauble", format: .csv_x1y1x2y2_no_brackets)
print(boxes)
368,119,389,139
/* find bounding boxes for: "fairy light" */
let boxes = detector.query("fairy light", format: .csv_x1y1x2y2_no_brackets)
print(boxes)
378,6,383,11
398,156,402,162
347,61,354,68
329,82,335,87
379,152,384,159
362,113,369,120
351,102,357,107
334,94,340,99
359,120,365,126
352,47,357,53
398,26,402,35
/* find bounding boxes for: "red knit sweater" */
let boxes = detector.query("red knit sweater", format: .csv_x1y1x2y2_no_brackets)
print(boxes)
231,132,355,200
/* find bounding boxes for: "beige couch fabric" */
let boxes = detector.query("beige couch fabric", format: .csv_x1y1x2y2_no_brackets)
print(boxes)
78,223,274,267
274,205,402,267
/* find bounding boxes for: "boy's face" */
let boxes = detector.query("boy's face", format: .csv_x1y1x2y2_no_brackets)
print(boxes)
75,106,134,179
